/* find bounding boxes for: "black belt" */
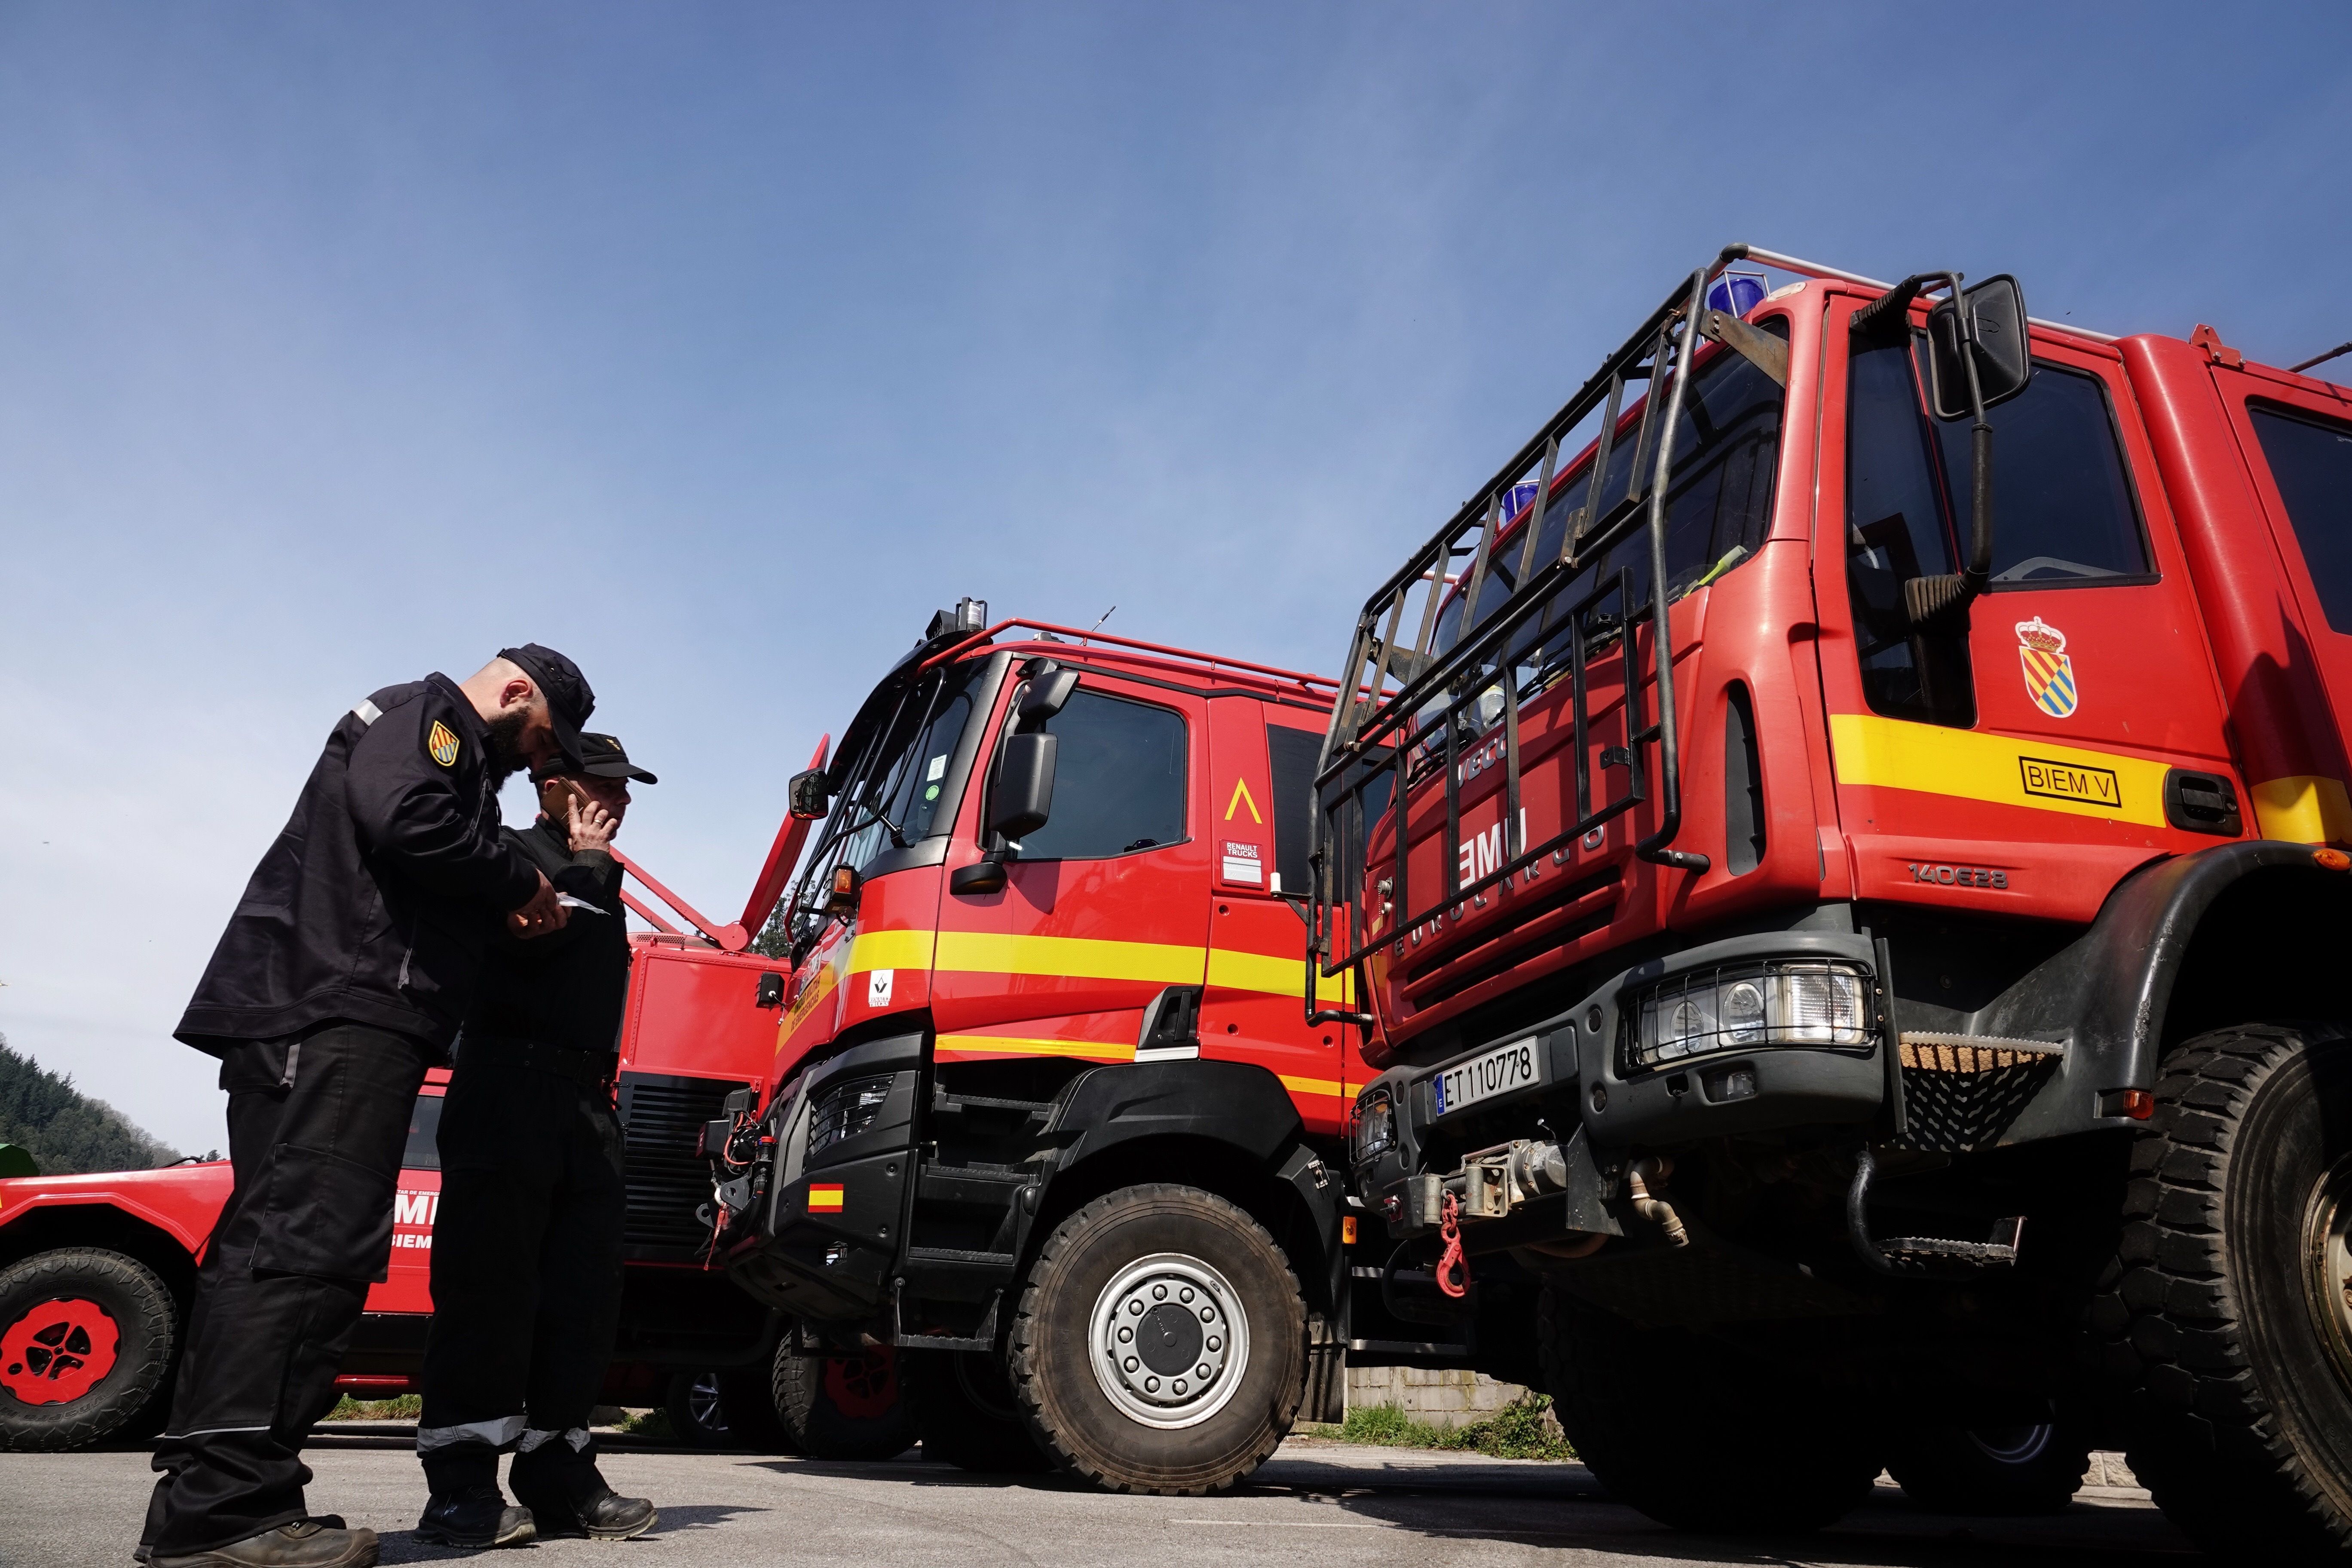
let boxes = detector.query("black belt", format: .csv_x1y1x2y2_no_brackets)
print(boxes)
459,1033,617,1090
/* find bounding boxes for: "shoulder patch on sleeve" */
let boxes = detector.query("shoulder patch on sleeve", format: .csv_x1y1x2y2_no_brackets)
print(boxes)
427,720,461,768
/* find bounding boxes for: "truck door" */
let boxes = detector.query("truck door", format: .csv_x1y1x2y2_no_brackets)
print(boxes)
1819,300,2242,924
934,672,1212,1066
2208,369,2352,841
1201,701,1350,1136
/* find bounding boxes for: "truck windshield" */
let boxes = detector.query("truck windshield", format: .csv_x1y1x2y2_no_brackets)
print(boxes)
793,659,981,932
1414,325,1787,751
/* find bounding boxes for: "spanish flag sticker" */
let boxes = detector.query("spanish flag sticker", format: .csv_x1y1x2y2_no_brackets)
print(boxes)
808,1184,845,1212
426,720,460,768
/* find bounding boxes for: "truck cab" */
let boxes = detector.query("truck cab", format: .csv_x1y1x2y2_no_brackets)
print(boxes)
714,609,1385,1490
1314,248,2352,1549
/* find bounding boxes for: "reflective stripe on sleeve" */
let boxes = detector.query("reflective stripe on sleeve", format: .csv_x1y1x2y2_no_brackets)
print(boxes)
352,698,383,726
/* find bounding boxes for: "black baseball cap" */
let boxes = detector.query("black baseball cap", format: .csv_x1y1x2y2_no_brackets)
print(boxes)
536,732,656,786
499,643,594,771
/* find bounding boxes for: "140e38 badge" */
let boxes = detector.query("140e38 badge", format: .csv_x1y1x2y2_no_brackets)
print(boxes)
426,720,460,768
2017,616,2077,718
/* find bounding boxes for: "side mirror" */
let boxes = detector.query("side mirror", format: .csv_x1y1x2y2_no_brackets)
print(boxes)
989,732,1058,841
1928,275,2031,420
787,769,830,821
1017,667,1079,729
949,859,1007,896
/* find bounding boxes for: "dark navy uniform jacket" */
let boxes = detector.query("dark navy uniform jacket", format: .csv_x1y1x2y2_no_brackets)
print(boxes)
177,674,541,1056
462,816,632,1056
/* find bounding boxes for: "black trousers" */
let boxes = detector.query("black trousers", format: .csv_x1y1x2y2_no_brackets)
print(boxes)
416,1049,627,1494
144,1023,430,1556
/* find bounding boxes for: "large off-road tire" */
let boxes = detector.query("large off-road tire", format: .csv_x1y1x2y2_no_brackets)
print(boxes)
1008,1183,1305,1495
717,1364,795,1453
1540,1287,1878,1534
2089,1023,2352,1561
1884,1418,2090,1515
0,1248,176,1452
773,1340,917,1461
903,1348,1054,1473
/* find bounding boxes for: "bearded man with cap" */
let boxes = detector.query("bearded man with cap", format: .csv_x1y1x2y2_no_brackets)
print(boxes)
415,732,661,1548
142,646,595,1568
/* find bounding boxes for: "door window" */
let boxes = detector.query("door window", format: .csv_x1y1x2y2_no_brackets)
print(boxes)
403,1092,443,1170
2247,404,2352,631
1845,333,2154,726
1266,723,1322,897
1939,358,2151,587
1847,334,1977,725
1013,689,1187,860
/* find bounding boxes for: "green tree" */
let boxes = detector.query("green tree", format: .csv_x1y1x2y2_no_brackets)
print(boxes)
0,1033,190,1175
749,903,794,959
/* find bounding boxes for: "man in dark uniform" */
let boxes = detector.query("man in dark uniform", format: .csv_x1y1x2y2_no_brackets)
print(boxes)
415,733,660,1547
144,646,595,1568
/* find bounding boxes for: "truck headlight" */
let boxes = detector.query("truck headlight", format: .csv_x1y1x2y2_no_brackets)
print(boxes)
1351,1088,1396,1165
1625,962,1871,1071
808,1075,893,1157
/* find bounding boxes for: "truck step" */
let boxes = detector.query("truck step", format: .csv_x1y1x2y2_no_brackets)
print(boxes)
903,1245,1017,1268
932,1090,1053,1117
919,1168,1032,1206
1882,1235,2018,1268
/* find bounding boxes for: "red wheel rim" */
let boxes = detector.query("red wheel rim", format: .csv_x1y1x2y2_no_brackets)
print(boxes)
822,1346,899,1419
1,1297,120,1406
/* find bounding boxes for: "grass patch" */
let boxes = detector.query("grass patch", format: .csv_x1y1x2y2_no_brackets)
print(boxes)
619,1408,675,1441
1336,1396,1574,1462
326,1393,421,1421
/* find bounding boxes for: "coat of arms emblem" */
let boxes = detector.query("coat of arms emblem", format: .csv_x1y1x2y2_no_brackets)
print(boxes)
2016,617,2076,719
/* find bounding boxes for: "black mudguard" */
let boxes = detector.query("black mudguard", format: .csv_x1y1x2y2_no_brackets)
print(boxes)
1971,840,2343,1139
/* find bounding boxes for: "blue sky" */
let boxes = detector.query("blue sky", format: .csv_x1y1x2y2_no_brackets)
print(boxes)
4,2,2348,1153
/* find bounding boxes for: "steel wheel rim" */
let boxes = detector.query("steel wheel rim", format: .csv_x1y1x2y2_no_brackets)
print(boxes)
1088,1252,1248,1431
2300,1151,2352,1394
0,1296,119,1406
1966,1422,2054,1465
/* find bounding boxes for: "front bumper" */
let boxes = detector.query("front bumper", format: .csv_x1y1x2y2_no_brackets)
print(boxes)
725,1032,922,1321
1352,929,1885,1213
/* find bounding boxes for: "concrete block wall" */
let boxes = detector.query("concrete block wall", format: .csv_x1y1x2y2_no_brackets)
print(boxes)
1344,1365,1542,1430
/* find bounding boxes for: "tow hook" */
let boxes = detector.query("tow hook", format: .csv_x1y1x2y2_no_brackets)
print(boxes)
1435,1190,1470,1298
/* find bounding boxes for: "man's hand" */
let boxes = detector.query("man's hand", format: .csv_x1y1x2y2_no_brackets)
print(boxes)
507,871,569,938
567,792,618,855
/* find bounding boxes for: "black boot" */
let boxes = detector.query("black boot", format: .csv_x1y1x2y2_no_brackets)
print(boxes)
416,1487,535,1549
140,1518,347,1565
510,1438,655,1541
515,1482,657,1541
149,1520,378,1568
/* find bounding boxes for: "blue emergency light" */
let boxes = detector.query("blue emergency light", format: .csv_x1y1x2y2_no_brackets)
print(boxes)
1706,272,1767,317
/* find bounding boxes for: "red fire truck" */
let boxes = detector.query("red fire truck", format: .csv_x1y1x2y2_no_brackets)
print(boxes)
0,830,813,1454
711,605,1415,1492
1313,245,2352,1553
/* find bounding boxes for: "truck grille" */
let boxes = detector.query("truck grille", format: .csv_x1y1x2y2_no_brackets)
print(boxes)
619,1072,741,1257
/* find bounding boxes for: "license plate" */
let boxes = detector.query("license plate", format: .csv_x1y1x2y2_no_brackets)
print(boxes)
1430,1038,1543,1118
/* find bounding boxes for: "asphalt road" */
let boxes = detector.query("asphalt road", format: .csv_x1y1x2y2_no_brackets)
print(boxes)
0,1429,2196,1568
